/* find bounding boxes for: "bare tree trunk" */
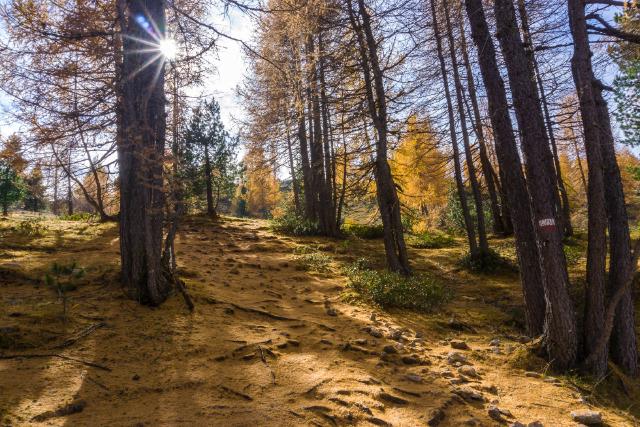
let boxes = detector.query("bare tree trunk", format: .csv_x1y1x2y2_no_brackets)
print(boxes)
494,0,576,368
296,88,314,220
568,0,609,377
458,17,505,236
430,0,478,256
285,121,301,214
517,0,573,237
594,86,638,376
117,0,171,306
348,0,410,275
464,0,546,336
52,163,59,216
204,145,216,218
444,4,489,255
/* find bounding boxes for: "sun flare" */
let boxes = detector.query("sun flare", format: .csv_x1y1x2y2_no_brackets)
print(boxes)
158,38,177,60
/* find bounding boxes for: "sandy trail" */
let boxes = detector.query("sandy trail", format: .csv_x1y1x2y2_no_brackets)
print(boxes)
0,217,634,426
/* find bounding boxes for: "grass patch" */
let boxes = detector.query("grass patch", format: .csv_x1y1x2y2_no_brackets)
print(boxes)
458,249,516,273
344,259,451,312
342,222,384,239
407,231,454,249
271,213,320,236
293,245,332,272
60,212,96,222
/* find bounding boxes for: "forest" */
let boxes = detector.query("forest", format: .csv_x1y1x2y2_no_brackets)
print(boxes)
0,0,640,425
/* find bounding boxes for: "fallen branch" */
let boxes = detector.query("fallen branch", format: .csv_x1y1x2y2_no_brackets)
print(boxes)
54,322,107,349
219,385,253,401
0,353,111,371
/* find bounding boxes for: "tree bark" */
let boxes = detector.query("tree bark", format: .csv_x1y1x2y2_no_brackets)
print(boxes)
204,144,216,218
494,0,577,368
444,4,489,255
430,0,478,256
285,121,301,214
517,0,573,237
348,0,410,275
464,0,547,336
117,0,171,306
568,0,609,377
457,17,505,236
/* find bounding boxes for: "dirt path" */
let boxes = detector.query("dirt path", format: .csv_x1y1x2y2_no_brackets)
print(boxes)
0,217,635,426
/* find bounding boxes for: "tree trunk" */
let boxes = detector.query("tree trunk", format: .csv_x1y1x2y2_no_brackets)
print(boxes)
444,4,489,255
204,145,216,218
517,0,573,237
464,0,547,336
457,17,505,236
285,122,301,214
430,0,478,256
568,0,609,377
494,0,577,368
348,0,410,275
117,0,171,306
296,89,314,221
594,85,638,376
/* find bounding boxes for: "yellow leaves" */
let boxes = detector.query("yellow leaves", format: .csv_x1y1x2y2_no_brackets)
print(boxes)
391,115,451,230
243,146,281,218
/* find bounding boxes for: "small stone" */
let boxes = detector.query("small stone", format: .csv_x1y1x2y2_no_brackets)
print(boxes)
450,377,467,385
488,406,504,422
354,338,368,346
454,386,483,401
450,340,470,350
508,423,525,427
458,365,479,378
390,330,403,341
527,422,544,427
490,338,501,346
440,369,454,378
132,374,140,381
367,327,383,338
427,408,445,426
223,307,235,315
405,374,422,383
383,345,398,354
326,307,337,316
401,356,420,365
447,351,468,365
415,331,423,338
320,339,332,345
287,339,300,347
570,410,602,425
525,371,541,378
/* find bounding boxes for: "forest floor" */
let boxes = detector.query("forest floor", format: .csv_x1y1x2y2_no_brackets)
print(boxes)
0,213,639,426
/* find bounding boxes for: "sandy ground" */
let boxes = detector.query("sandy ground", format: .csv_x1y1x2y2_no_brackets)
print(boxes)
0,216,637,426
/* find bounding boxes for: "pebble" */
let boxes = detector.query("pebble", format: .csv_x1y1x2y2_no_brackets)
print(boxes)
401,355,420,365
382,345,398,354
450,340,469,350
453,385,483,401
405,374,422,383
490,338,501,346
366,327,383,338
458,365,479,378
447,351,468,365
570,410,602,425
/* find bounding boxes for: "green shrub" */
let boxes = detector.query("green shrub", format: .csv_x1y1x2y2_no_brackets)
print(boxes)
345,259,450,312
16,217,47,236
60,212,96,222
458,249,516,273
342,222,385,239
271,212,320,236
407,231,455,249
563,244,584,266
293,246,332,272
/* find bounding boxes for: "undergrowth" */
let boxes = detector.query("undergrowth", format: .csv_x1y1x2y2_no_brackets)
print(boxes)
458,248,516,273
271,212,320,236
293,245,332,272
407,231,455,249
344,258,451,312
342,222,385,239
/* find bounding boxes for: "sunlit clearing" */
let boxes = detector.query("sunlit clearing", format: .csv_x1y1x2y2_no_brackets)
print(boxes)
159,38,177,60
